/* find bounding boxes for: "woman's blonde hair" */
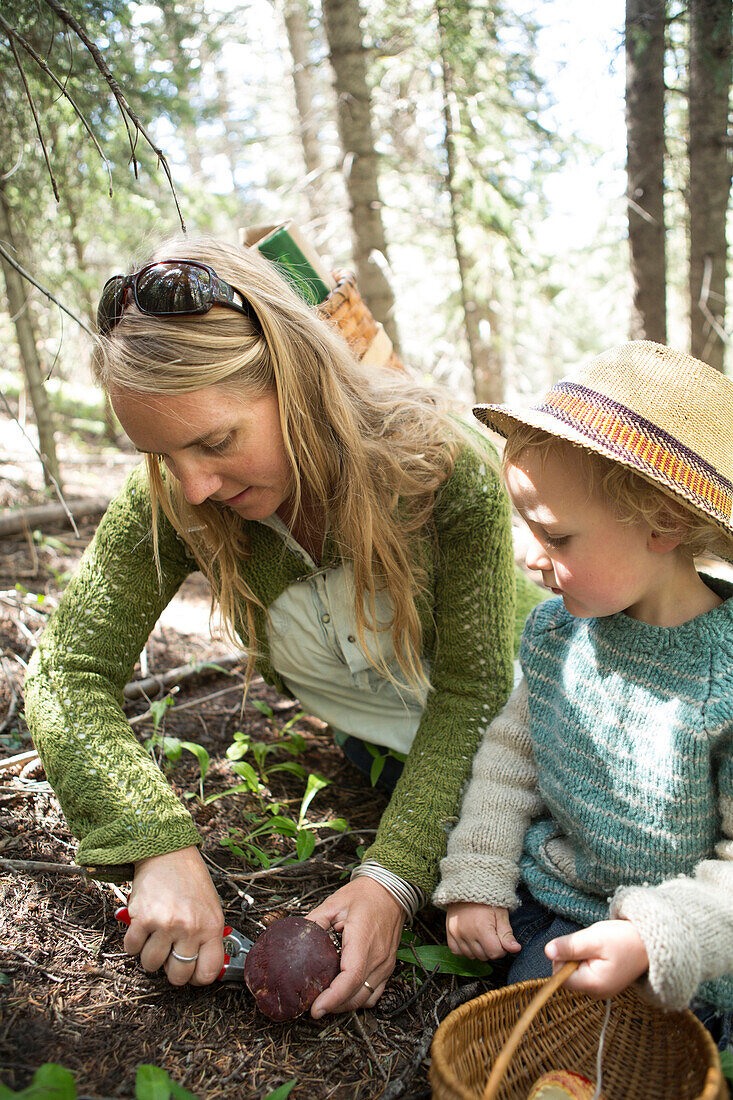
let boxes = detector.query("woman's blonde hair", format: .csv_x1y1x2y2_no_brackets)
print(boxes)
93,235,482,689
503,425,733,560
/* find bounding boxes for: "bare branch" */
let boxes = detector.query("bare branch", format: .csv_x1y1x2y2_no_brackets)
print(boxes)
0,12,113,197
39,0,186,231
0,238,94,335
7,35,59,201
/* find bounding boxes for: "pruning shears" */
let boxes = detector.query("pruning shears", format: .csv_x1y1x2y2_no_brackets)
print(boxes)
114,903,254,981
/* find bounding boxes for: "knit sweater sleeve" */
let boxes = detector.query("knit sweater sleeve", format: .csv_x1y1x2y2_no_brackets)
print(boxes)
24,467,202,870
610,642,733,1011
362,445,541,895
432,677,544,908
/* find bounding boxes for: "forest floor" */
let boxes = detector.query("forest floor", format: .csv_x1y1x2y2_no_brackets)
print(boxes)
0,447,500,1100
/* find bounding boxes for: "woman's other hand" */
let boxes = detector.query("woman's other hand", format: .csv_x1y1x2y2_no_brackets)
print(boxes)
545,919,649,998
445,902,521,961
306,877,406,1016
123,846,225,986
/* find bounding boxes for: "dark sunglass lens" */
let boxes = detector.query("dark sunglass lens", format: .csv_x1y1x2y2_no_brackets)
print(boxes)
135,262,212,316
97,276,128,335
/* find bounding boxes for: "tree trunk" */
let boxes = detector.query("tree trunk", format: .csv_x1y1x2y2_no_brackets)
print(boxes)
320,0,400,350
60,186,119,442
281,0,327,220
437,0,503,403
0,186,62,491
688,0,732,371
626,0,667,343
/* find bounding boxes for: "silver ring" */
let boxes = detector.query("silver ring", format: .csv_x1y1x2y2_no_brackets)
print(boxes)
363,979,374,992
170,948,199,963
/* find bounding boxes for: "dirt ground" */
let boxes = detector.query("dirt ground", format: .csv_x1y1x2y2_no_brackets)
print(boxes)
0,490,497,1100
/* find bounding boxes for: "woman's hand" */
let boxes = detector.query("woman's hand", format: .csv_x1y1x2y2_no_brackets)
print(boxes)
545,919,649,999
123,846,225,986
445,902,521,961
306,877,406,1017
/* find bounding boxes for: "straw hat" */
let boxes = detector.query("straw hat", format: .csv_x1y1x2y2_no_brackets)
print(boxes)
473,341,733,541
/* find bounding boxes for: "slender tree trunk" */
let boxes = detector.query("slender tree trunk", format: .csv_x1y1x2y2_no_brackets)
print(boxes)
320,0,400,350
61,183,119,442
626,0,667,343
0,186,62,490
280,0,328,221
688,0,732,370
437,0,503,403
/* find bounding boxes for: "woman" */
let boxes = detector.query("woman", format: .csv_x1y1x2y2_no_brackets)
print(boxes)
24,236,541,1017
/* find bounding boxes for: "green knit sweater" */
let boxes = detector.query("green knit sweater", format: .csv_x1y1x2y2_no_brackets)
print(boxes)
24,444,542,895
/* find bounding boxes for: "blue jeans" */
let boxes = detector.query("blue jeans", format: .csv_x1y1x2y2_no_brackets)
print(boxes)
507,886,732,1051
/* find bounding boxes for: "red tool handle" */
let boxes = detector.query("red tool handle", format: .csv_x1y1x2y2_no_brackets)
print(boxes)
114,906,233,978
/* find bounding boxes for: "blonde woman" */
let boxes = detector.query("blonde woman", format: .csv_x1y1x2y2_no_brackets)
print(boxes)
25,236,541,1016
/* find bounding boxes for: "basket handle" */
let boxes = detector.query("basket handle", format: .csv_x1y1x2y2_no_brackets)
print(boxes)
481,961,579,1100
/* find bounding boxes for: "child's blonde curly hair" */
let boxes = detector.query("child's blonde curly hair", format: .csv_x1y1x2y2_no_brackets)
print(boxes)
503,425,733,562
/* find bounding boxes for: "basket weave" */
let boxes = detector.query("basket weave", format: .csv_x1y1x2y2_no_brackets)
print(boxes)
430,964,727,1100
317,269,403,371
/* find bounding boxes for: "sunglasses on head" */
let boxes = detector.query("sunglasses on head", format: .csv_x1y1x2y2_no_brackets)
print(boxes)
97,259,261,336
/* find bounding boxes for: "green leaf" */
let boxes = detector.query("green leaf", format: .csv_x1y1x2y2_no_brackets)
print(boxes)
369,754,385,787
268,816,298,836
298,773,329,823
1,1064,79,1099
136,1065,171,1100
150,696,175,732
180,742,210,781
230,762,261,790
325,817,348,832
721,1049,733,1083
0,973,11,986
251,699,274,719
161,737,182,761
204,782,254,804
267,761,306,780
263,1081,297,1100
280,721,306,741
296,830,316,861
395,944,492,977
226,739,250,761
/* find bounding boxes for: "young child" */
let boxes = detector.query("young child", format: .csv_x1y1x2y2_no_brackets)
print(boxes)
433,341,733,1046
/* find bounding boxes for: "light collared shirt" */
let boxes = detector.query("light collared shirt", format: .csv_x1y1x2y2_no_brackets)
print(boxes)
260,514,428,754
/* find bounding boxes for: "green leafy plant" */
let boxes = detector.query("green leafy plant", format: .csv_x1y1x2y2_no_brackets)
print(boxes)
721,1048,733,1084
219,770,347,869
0,1064,199,1100
397,929,493,978
360,740,407,787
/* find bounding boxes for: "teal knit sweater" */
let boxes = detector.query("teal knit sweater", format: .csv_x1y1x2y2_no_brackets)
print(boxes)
24,444,542,896
434,577,733,1011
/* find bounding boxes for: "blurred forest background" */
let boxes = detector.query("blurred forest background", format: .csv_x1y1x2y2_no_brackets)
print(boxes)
0,0,730,501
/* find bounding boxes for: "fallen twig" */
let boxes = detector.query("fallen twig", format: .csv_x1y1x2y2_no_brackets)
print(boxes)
0,496,111,538
350,1010,390,1083
0,750,40,772
123,652,245,700
0,857,88,876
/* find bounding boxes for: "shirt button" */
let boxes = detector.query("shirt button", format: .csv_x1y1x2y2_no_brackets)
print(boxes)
322,613,331,624
348,635,356,643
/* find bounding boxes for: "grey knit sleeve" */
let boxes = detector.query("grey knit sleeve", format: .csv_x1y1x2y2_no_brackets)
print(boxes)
432,677,544,909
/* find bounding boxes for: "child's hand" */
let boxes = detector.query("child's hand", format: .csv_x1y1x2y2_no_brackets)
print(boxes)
545,919,649,998
445,902,521,961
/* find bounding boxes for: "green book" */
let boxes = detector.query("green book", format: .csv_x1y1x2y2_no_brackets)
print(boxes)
241,222,333,306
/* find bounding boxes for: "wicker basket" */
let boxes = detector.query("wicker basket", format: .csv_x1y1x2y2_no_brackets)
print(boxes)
430,962,728,1100
317,269,403,371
